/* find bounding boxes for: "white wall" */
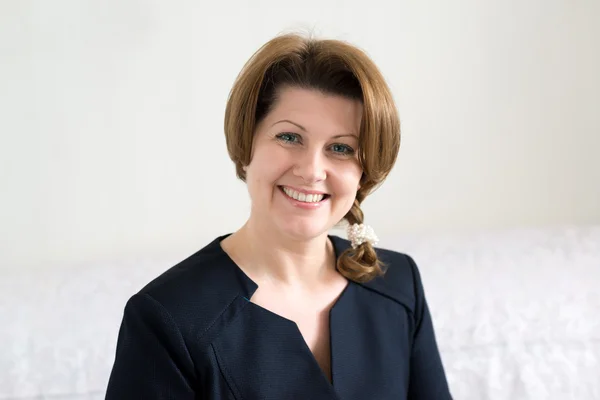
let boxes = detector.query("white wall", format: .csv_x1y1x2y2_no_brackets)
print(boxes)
1,0,599,271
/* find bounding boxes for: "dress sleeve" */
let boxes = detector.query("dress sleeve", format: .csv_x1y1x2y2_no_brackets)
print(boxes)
406,255,453,399
105,293,197,399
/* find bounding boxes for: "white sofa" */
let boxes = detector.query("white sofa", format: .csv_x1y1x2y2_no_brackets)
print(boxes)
1,225,599,399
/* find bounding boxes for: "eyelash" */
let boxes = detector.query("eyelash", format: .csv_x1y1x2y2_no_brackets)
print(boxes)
275,132,356,156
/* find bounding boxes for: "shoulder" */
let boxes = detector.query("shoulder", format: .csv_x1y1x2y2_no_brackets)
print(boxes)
330,235,424,313
124,235,253,338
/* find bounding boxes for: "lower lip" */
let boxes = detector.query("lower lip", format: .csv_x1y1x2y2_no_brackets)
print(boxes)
279,187,328,209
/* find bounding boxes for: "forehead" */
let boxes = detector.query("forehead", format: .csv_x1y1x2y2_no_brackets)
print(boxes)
264,87,363,133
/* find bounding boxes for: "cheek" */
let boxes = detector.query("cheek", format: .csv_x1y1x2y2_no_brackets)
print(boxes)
246,145,290,187
340,163,363,192
330,162,362,202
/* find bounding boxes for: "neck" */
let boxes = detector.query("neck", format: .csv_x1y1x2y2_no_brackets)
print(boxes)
229,218,335,287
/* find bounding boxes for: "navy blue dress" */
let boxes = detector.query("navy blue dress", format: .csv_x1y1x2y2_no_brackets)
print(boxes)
105,234,452,399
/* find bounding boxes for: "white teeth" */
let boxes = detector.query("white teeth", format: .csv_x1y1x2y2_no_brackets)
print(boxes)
282,187,324,203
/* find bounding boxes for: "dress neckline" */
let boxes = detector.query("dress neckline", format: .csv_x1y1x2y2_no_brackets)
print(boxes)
212,232,353,390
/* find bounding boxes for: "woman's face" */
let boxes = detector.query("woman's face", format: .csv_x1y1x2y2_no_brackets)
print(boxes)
244,87,363,241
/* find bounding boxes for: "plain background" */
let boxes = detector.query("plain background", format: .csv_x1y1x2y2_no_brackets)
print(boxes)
1,0,599,272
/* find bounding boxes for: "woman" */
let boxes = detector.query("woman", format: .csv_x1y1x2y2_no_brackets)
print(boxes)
106,33,452,399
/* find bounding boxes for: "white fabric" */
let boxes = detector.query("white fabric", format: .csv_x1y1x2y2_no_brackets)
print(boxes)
1,225,599,399
378,225,600,400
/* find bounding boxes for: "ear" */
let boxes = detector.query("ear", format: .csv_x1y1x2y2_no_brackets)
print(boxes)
242,165,248,171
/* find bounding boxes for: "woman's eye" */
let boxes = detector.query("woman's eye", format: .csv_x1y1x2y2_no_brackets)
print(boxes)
331,143,355,155
276,132,301,143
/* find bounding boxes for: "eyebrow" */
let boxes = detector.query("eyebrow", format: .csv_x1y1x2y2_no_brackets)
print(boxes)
272,119,306,131
271,119,358,139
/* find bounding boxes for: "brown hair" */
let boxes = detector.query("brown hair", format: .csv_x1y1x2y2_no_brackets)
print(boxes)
224,33,400,283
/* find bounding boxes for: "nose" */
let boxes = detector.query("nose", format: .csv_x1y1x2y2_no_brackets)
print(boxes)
292,148,327,184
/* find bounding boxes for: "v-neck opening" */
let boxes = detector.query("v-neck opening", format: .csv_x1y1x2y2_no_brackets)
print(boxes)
240,282,352,393
216,233,351,393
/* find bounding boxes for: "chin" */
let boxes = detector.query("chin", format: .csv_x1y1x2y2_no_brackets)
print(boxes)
276,219,331,241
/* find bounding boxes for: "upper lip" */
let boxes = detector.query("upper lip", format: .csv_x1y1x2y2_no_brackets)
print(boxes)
279,185,329,196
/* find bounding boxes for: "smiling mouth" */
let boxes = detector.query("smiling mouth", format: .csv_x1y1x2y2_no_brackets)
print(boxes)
278,186,330,203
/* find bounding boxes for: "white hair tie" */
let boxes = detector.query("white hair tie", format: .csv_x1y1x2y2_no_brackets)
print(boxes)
346,223,379,249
